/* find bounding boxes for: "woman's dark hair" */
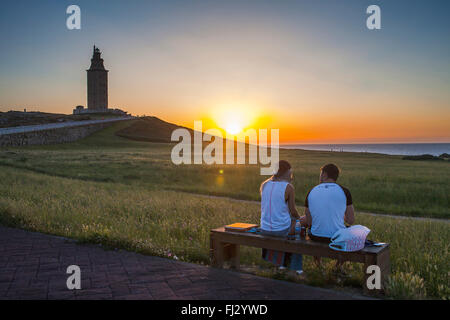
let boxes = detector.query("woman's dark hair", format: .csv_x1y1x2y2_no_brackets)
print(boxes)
320,163,340,181
273,160,292,179
260,160,292,194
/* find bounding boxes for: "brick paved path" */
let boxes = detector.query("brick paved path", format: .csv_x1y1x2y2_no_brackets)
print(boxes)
0,225,367,300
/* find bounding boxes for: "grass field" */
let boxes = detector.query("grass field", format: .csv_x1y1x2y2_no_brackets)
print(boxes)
0,120,449,299
1,120,449,218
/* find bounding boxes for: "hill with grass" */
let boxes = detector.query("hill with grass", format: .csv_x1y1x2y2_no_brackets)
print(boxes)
115,116,193,143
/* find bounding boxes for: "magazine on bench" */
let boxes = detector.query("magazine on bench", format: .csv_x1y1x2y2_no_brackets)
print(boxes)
225,223,259,232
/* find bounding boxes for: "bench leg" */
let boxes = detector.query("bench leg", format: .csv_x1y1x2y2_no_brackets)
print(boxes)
378,249,391,292
225,244,240,270
363,249,390,296
363,255,376,296
210,235,240,269
210,236,225,268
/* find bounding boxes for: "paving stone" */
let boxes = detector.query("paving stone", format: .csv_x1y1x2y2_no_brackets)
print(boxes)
0,225,367,300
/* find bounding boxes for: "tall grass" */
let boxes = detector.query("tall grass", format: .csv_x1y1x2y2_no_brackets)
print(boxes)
0,166,448,299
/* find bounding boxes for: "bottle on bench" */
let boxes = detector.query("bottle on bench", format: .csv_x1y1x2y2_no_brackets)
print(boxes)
295,220,301,240
300,226,306,239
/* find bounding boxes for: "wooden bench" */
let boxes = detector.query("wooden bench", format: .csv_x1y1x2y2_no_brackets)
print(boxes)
210,226,390,295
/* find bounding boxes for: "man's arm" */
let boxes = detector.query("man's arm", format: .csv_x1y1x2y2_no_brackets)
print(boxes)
340,186,354,225
344,204,355,225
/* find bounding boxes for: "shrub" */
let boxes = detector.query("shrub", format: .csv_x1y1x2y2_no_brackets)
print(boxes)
385,272,427,299
402,154,442,161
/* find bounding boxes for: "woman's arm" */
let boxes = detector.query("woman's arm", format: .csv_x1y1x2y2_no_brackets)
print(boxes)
285,184,300,235
304,208,312,228
286,184,300,219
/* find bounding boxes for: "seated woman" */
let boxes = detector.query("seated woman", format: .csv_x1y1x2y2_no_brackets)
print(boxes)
260,160,303,276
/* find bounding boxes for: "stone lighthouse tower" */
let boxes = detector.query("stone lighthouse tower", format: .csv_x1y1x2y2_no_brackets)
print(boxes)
87,45,108,111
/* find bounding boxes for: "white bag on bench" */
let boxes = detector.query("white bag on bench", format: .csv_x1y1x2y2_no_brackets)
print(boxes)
329,225,370,252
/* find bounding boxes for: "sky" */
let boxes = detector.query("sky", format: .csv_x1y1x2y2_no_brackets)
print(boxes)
0,0,449,143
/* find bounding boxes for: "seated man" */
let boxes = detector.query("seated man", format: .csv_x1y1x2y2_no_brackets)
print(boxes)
303,163,355,269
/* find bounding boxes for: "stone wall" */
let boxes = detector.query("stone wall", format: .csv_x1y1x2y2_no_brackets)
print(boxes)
0,121,118,147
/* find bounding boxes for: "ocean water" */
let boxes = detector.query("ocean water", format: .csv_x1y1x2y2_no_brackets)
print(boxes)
281,143,450,156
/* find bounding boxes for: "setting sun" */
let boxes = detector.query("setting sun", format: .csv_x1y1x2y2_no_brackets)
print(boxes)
210,104,259,135
224,119,244,135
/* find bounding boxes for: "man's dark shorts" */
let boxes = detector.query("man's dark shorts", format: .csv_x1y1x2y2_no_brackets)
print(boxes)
308,226,350,243
308,230,331,243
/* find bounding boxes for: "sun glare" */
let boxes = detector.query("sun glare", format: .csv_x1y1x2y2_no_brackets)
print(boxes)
224,120,244,135
212,105,256,136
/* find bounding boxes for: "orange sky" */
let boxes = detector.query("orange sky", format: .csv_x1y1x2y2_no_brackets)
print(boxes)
1,1,449,143
157,95,450,143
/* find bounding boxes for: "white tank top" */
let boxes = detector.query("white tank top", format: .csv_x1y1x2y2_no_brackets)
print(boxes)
260,180,291,231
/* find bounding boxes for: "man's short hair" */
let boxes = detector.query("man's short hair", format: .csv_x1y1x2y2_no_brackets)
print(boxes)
321,163,340,181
